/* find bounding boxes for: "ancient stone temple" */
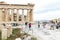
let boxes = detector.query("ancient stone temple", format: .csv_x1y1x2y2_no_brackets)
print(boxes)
0,1,34,24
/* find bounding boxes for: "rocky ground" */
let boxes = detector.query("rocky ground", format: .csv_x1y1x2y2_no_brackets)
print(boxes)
1,23,60,40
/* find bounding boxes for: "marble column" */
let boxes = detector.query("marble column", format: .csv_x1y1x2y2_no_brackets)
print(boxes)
5,9,9,22
22,9,24,23
2,28,7,40
0,8,2,22
29,9,33,22
16,9,19,22
11,9,14,21
27,9,30,22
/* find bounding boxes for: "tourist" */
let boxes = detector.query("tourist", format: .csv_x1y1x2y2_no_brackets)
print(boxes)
50,25,53,30
25,22,28,29
29,23,31,30
25,22,28,26
38,24,40,28
38,21,40,28
50,23,55,30
2,23,5,26
43,24,45,28
56,25,59,29
25,22,28,31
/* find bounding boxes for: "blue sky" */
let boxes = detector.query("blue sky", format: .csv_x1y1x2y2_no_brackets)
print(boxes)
0,0,60,21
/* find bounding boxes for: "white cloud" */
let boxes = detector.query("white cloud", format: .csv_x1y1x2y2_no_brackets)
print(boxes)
34,10,60,21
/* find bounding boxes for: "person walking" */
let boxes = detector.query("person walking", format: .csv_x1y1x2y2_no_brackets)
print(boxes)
29,23,31,30
24,22,28,33
38,21,40,28
25,22,28,28
25,22,28,26
56,25,59,29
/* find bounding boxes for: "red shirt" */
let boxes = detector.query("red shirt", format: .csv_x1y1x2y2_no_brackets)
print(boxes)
29,23,31,27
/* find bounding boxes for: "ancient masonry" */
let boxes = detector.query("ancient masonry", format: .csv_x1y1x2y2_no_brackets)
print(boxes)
0,1,34,40
0,1,34,23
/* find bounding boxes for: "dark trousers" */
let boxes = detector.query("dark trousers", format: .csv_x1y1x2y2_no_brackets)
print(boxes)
56,26,59,29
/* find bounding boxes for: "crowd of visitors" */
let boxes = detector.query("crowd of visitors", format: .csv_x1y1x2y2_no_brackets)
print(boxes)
24,21,60,33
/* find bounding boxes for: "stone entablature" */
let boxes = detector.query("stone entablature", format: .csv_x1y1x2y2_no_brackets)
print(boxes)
0,1,34,23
